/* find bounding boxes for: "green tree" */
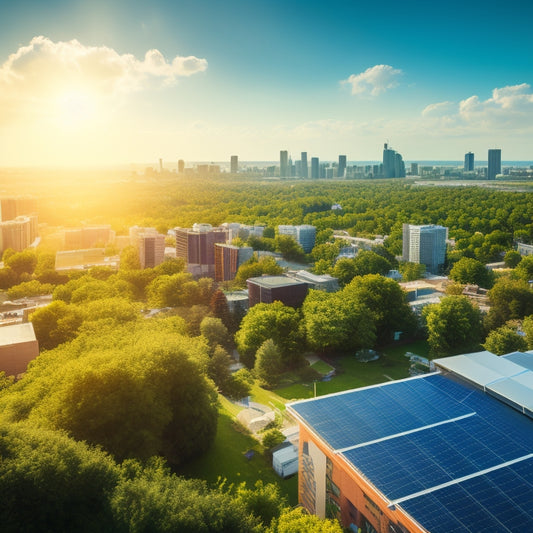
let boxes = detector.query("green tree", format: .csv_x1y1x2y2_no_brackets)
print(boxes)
210,289,233,330
485,278,533,330
423,296,483,357
235,301,304,368
302,290,376,352
261,429,286,451
399,261,426,281
483,325,528,355
515,255,533,282
224,368,254,400
0,267,18,290
234,480,287,529
200,316,231,352
504,250,522,268
275,234,306,262
343,274,417,345
207,344,233,392
4,249,38,277
523,315,533,349
449,257,494,288
119,245,141,270
0,422,119,533
254,339,283,388
7,280,54,300
268,507,342,533
332,257,357,286
234,255,283,288
30,300,84,350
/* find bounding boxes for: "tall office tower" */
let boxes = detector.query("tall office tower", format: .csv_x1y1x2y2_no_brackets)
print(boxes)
311,157,319,179
138,232,165,269
288,155,294,177
338,155,347,178
159,158,163,173
411,163,419,175
214,243,253,282
230,155,238,173
178,159,185,173
402,223,447,274
278,224,316,253
301,152,308,178
488,149,501,180
382,143,406,178
464,152,474,172
280,150,289,177
175,223,229,277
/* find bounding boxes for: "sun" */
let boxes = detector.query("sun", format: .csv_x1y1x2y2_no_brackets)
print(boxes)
55,88,97,129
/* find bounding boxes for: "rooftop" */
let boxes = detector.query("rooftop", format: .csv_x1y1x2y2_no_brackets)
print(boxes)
0,322,37,346
288,352,533,533
247,275,307,288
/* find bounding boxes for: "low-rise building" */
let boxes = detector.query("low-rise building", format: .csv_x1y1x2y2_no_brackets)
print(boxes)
247,275,308,308
0,322,39,376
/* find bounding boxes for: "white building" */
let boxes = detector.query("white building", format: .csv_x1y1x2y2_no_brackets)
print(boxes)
402,223,447,274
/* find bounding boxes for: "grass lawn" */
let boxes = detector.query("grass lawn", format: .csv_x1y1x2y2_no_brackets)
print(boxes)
177,401,298,505
310,359,335,374
276,339,430,401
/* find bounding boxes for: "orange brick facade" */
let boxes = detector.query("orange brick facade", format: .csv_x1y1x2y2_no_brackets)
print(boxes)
298,424,425,533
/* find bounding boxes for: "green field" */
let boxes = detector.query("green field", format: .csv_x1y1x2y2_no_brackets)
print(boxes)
177,401,298,505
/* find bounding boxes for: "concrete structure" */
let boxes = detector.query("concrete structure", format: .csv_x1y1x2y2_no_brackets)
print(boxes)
247,275,308,308
0,196,38,222
178,159,185,173
138,233,165,269
311,157,319,179
230,155,238,173
288,350,533,532
464,151,474,171
224,290,249,314
0,215,38,253
0,322,39,376
63,225,114,250
382,143,405,178
55,249,119,271
278,224,316,253
221,223,264,241
402,223,447,274
175,223,228,277
288,270,339,292
518,243,533,256
337,155,346,178
301,151,308,178
488,148,501,180
214,243,253,282
272,443,299,478
280,150,289,177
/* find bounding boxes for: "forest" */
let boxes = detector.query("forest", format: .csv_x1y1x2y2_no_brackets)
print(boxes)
0,170,532,531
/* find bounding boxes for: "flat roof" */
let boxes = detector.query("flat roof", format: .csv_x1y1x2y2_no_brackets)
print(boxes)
0,322,37,346
247,276,307,288
289,370,533,532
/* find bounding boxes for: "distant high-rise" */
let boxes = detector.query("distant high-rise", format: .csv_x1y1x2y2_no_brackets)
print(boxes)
159,158,163,173
410,163,419,175
464,152,474,172
301,152,308,178
230,155,238,173
488,149,501,180
311,157,319,179
280,150,289,177
138,232,165,269
382,143,405,178
178,159,185,173
402,223,447,274
338,155,347,178
214,243,253,282
278,224,316,253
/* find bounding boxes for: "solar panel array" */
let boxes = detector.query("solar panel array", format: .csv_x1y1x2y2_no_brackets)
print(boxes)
289,372,533,532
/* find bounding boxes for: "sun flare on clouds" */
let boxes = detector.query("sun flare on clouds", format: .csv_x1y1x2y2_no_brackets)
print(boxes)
0,36,207,164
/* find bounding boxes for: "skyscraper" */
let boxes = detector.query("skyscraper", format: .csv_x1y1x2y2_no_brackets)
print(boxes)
338,155,347,178
301,152,308,178
488,149,501,180
464,152,474,172
280,150,289,177
402,224,447,274
382,143,405,178
230,155,238,173
311,157,319,179
178,159,185,173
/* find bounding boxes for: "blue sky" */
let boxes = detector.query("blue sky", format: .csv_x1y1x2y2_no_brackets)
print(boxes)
1,0,532,165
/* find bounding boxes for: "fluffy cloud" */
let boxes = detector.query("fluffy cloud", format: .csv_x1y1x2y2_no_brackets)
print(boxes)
0,36,207,122
342,65,402,96
423,84,533,131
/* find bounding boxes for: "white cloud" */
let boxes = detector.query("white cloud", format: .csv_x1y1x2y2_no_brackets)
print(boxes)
422,101,454,117
0,36,207,123
342,64,402,96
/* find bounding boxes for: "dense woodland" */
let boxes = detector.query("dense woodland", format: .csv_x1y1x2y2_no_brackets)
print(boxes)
0,171,532,531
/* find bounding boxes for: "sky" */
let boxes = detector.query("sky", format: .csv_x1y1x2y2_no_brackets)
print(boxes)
1,0,533,166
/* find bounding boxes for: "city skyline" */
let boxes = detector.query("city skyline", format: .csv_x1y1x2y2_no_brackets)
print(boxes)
1,0,533,166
